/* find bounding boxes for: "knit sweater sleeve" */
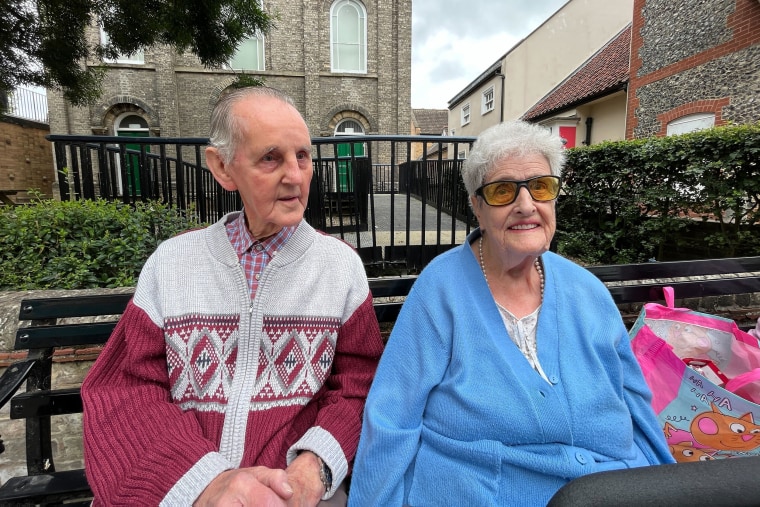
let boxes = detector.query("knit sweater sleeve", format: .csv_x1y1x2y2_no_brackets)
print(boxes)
348,274,451,506
287,290,385,498
81,300,233,505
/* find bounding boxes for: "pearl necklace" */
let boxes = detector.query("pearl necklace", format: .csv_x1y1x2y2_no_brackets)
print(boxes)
479,235,544,298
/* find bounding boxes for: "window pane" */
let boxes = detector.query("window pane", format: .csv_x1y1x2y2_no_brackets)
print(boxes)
230,36,264,70
338,6,360,43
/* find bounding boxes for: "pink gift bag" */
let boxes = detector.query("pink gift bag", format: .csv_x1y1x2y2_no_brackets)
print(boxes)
630,287,760,462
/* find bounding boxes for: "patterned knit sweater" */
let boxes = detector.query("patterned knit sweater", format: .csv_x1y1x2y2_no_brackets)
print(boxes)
81,213,384,505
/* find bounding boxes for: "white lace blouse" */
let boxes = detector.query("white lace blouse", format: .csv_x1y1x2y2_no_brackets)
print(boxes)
496,302,550,383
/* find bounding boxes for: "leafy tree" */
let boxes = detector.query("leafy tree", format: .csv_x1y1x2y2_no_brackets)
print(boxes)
1,0,272,107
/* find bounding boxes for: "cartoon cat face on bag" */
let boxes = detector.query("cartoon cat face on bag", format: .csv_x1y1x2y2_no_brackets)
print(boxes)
690,403,760,452
663,422,716,462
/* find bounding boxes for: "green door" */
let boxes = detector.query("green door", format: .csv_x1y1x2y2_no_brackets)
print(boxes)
336,141,364,192
117,131,148,196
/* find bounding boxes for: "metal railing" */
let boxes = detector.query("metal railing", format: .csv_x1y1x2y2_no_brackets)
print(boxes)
5,88,48,124
47,134,477,273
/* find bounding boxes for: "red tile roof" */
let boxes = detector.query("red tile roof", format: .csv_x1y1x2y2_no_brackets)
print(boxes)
522,25,631,122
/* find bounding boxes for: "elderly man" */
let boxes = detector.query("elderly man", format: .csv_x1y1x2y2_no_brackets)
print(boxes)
82,86,384,506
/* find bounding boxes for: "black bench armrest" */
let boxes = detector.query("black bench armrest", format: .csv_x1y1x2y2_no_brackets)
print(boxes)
0,469,91,505
0,358,38,408
547,456,760,507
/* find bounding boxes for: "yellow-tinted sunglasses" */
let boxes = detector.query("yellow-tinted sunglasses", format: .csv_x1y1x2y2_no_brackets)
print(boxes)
475,175,561,206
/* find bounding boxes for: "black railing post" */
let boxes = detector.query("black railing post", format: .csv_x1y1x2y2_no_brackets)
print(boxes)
194,145,207,223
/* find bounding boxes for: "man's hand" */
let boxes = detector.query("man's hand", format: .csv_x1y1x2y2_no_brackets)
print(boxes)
285,451,326,507
194,467,293,506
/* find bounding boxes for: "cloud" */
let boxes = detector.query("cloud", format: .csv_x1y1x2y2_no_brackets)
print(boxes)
411,0,568,109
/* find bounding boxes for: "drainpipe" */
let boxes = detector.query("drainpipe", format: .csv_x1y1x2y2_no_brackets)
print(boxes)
496,71,505,123
584,117,593,145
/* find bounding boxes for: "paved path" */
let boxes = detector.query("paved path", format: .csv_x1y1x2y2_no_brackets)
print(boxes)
331,193,474,249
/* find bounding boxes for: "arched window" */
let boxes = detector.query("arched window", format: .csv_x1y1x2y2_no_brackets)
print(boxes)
114,113,150,196
335,119,364,135
330,0,367,73
334,118,365,192
666,113,715,136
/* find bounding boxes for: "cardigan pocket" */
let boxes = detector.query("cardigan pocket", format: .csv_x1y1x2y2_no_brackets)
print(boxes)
407,426,501,506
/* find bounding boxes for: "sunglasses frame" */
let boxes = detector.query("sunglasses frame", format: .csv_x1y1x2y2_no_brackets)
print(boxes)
475,175,562,207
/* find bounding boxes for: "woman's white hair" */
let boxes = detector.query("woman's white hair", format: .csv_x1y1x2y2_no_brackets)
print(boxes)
461,120,566,197
208,86,298,164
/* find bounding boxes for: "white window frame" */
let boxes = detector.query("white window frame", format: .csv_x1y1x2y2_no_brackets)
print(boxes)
666,113,716,136
481,87,494,114
100,28,144,64
461,103,471,126
330,0,367,73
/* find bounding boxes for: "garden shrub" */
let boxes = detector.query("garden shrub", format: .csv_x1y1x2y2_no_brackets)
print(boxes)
0,198,204,289
557,122,760,264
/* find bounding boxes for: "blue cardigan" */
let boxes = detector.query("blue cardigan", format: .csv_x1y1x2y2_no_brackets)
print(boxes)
349,232,674,506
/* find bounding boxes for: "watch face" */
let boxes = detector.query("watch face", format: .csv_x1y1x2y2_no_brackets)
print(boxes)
319,459,332,489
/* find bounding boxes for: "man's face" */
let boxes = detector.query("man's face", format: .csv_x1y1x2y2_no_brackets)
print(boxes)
208,95,313,238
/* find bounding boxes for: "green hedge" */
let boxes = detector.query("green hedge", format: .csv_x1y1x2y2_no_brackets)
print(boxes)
0,199,203,289
557,123,760,264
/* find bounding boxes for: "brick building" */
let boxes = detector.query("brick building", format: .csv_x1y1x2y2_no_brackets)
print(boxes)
0,117,54,201
626,0,760,138
47,0,412,163
451,0,760,147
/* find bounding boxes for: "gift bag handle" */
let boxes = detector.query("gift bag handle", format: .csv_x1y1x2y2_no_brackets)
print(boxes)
724,368,760,393
663,286,675,308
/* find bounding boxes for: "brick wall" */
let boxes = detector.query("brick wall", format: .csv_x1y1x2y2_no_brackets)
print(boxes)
627,0,760,138
0,117,55,199
49,0,412,168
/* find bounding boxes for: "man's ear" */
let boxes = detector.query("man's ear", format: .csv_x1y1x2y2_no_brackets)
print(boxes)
205,146,238,192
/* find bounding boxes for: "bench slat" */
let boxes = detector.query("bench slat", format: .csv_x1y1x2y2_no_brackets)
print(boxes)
373,302,403,323
15,322,118,350
10,388,82,419
17,293,132,320
588,256,760,282
369,276,417,298
607,275,760,305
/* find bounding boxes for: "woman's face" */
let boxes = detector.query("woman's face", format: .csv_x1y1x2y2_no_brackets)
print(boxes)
470,153,556,260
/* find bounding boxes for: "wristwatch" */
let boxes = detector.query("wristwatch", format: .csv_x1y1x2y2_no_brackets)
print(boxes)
317,456,333,492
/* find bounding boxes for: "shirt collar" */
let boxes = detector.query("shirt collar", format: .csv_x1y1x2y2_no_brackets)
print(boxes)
227,211,296,259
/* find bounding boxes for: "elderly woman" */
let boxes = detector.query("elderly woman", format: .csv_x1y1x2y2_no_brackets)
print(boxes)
348,121,674,506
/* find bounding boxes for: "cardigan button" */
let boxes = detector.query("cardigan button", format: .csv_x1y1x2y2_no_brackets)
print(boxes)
575,452,587,464
549,375,559,384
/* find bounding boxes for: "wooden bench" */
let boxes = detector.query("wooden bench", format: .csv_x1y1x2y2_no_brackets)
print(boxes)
0,256,758,504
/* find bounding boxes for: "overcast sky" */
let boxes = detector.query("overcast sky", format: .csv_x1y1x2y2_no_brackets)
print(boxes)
412,0,568,109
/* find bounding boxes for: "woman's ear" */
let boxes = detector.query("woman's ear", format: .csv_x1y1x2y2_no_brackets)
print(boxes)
205,146,238,192
470,194,481,215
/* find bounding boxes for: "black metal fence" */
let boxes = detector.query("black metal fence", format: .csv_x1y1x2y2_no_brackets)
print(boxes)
47,134,477,273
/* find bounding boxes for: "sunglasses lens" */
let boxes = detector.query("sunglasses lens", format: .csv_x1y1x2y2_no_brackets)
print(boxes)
482,182,517,205
479,176,560,206
529,176,560,201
